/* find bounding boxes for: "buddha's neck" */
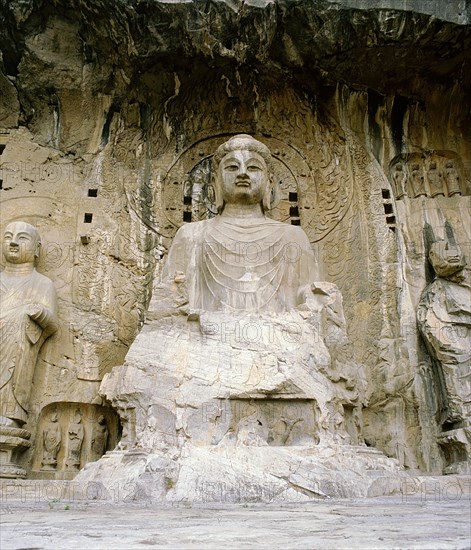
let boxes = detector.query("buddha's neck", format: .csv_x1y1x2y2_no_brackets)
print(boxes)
3,263,35,275
221,203,265,219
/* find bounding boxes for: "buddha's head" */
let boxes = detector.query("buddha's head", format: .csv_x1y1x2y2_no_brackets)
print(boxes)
429,240,466,277
212,134,274,213
2,221,41,265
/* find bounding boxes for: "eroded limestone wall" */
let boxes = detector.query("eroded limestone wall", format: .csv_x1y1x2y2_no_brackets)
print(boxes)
0,0,469,476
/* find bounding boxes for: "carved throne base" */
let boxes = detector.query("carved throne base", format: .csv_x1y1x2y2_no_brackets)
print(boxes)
0,426,31,479
74,311,409,501
75,443,406,502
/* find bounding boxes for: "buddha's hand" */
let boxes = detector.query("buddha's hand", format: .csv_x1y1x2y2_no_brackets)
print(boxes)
174,271,186,284
25,303,46,321
146,271,189,320
299,282,336,311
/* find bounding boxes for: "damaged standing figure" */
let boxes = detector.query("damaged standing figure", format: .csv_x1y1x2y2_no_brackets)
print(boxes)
417,231,471,474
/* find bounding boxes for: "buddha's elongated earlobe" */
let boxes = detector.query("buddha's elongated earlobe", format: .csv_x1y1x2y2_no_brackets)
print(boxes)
34,239,41,260
212,173,224,214
262,176,276,212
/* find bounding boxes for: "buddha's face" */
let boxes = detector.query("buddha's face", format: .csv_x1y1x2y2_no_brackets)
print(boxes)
218,149,269,206
429,241,466,277
2,222,40,264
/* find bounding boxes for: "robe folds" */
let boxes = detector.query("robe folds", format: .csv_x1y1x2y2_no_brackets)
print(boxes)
0,269,58,424
164,216,317,314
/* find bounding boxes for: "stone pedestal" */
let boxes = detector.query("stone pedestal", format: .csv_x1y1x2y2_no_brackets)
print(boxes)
0,426,31,479
74,303,406,501
76,443,407,502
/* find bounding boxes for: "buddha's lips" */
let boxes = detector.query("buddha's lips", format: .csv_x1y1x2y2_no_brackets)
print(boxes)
236,180,250,187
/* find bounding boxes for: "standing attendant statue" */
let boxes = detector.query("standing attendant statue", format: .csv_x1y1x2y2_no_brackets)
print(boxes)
0,222,58,427
417,239,471,424
444,161,462,197
65,409,84,470
392,163,408,199
91,414,109,460
428,162,444,198
41,409,62,470
410,163,426,198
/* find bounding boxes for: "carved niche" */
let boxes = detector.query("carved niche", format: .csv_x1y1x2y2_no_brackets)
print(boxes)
389,151,469,200
30,402,119,479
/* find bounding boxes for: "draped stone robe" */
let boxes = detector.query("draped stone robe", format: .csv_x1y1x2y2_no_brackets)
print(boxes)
163,216,317,314
0,269,58,425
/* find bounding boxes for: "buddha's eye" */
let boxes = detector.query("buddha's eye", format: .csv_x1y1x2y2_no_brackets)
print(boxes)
247,165,262,172
225,164,239,171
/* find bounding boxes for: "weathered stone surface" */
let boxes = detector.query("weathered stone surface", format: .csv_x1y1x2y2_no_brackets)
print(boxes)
74,134,407,500
0,490,470,549
417,233,471,474
0,222,58,478
0,0,470,496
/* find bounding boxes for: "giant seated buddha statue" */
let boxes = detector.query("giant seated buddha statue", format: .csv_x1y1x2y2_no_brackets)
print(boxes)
84,136,402,501
104,135,365,444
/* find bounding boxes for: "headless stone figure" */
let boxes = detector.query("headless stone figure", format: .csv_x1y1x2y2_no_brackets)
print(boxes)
392,162,408,199
410,163,426,198
66,410,84,470
91,414,109,460
428,161,444,198
417,240,471,424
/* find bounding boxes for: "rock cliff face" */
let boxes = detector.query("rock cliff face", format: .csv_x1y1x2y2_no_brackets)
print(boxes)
0,0,470,482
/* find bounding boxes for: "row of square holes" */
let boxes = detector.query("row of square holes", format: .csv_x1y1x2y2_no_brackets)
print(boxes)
83,189,98,222
152,189,397,231
1,172,398,233
182,191,301,224
382,189,396,231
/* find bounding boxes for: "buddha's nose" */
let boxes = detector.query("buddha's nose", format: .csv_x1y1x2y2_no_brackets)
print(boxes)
238,164,249,176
